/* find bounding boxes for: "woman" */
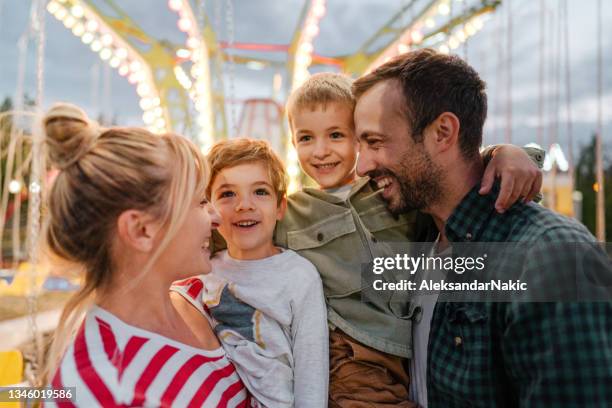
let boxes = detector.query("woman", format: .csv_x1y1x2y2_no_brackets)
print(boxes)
41,103,249,407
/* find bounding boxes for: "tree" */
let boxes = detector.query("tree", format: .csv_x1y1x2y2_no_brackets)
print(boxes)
574,134,612,238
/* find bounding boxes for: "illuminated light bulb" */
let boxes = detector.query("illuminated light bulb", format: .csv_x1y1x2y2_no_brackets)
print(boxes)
287,164,300,177
118,64,129,76
178,18,192,32
143,111,155,125
47,1,60,14
115,48,128,59
168,0,183,11
438,3,450,15
411,30,424,43
137,83,151,97
439,44,450,54
128,72,139,84
8,180,21,194
448,37,460,49
90,40,102,52
63,15,76,28
130,61,141,72
133,71,146,83
287,148,298,162
101,33,113,46
472,17,484,30
152,97,161,106
140,98,152,110
426,18,435,28
456,30,466,42
296,53,312,66
187,37,199,49
197,116,209,127
397,43,409,54
313,4,326,18
55,8,67,20
85,19,98,31
109,57,120,68
299,42,314,54
154,107,164,117
71,4,84,18
99,48,112,60
154,118,166,129
176,48,191,59
305,24,319,37
81,32,94,44
29,181,41,194
465,23,476,36
72,23,85,36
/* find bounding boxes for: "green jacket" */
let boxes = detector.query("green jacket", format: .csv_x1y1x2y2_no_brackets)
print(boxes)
275,177,429,357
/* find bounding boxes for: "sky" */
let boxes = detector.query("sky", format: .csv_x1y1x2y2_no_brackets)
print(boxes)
0,0,610,160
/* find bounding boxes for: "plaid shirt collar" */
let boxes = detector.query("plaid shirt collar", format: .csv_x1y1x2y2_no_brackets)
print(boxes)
444,182,499,243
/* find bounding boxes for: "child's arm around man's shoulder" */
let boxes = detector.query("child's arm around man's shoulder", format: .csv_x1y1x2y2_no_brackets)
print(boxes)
286,250,329,408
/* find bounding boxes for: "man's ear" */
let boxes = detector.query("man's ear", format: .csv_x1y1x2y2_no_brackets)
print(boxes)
276,196,288,221
427,112,460,153
116,210,161,252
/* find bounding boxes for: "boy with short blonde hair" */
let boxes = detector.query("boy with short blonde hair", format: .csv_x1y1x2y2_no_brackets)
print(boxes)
277,72,543,407
174,138,328,408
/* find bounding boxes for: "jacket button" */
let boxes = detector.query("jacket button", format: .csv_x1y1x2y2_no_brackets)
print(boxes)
317,232,324,242
454,336,463,347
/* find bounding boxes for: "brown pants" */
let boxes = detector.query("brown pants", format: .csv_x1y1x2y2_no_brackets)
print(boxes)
329,329,417,408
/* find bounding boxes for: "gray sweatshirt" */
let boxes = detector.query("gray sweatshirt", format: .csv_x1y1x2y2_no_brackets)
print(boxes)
200,249,329,408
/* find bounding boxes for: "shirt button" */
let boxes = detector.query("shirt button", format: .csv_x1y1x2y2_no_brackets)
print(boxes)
454,336,463,347
317,232,324,242
465,232,473,240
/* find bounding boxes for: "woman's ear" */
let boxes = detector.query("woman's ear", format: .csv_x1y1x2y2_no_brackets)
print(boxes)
116,210,161,252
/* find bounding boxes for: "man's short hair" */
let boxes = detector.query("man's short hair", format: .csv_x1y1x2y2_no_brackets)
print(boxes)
352,49,487,159
286,72,355,130
206,138,288,204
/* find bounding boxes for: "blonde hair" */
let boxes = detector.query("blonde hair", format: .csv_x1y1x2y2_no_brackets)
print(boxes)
40,103,208,383
206,138,287,204
286,72,355,130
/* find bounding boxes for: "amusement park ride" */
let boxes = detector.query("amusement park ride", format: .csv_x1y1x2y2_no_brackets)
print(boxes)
43,0,500,192
0,0,607,386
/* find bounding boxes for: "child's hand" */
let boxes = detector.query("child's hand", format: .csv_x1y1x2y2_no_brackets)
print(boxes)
479,145,543,213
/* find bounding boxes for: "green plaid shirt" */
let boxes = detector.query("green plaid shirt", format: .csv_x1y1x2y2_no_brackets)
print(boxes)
428,184,612,407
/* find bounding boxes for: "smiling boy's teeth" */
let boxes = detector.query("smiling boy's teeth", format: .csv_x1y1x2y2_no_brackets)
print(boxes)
315,162,338,169
236,221,257,227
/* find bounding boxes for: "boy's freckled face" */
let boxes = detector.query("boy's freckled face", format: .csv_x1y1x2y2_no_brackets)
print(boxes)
210,162,285,260
292,102,359,189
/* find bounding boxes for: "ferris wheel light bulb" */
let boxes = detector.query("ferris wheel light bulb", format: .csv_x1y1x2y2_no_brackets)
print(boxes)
438,3,450,16
90,40,102,52
55,8,67,20
71,5,84,18
72,23,85,36
8,180,22,194
115,48,128,59
168,0,183,11
81,32,94,44
118,64,129,76
99,48,112,60
109,57,120,68
86,19,98,32
178,18,192,32
63,15,76,28
47,1,60,14
101,33,113,46
129,61,141,72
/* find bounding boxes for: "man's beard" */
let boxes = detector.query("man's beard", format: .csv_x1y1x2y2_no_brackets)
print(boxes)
370,149,443,216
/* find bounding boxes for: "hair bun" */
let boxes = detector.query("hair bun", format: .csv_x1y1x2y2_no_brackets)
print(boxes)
44,103,99,169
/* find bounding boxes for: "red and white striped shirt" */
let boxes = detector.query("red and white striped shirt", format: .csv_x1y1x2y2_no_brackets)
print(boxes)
46,306,249,407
